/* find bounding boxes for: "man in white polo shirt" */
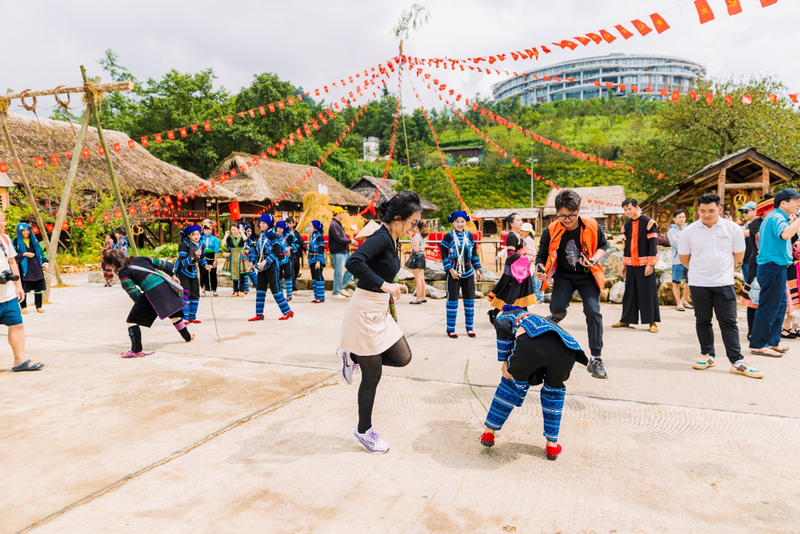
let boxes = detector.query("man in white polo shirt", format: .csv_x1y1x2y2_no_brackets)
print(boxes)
678,193,762,379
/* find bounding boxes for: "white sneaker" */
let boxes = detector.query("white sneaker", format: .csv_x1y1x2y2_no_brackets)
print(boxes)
338,348,359,384
351,427,389,454
332,293,348,300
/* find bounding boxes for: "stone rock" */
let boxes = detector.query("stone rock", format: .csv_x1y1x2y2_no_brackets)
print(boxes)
654,251,671,273
604,253,623,278
425,261,447,281
658,281,676,306
600,288,610,302
659,272,673,286
431,280,446,291
426,286,446,299
608,281,625,303
396,267,414,281
600,245,622,266
479,267,499,283
604,277,619,289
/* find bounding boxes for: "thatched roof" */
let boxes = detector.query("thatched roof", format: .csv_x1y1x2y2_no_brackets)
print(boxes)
211,152,368,207
542,185,626,217
350,175,439,211
471,208,540,220
0,112,234,199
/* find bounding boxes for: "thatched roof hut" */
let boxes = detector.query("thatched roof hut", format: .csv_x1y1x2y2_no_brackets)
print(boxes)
210,153,368,218
0,112,234,201
350,175,439,216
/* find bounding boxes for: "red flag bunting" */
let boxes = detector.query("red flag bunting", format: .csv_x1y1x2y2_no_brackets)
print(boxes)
103,213,110,223
694,0,715,24
34,157,44,168
632,19,653,36
768,94,778,103
203,122,211,131
672,90,680,102
742,95,753,104
82,148,90,159
760,0,777,6
154,133,162,144
141,137,149,147
706,93,714,105
167,130,175,140
790,94,798,103
724,94,733,106
585,33,602,44
113,142,121,152
226,116,233,125
0,162,7,173
650,13,670,33
50,154,59,165
599,29,616,43
615,24,634,39
180,127,187,138
727,0,743,15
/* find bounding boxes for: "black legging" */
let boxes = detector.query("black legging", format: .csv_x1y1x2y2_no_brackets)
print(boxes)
200,252,217,291
310,262,324,282
351,337,412,434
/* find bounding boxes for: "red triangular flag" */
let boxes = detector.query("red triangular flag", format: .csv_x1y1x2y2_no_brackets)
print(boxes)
672,91,680,102
615,24,635,39
599,29,617,43
50,154,59,165
585,33,603,44
742,95,753,104
34,157,44,168
727,0,743,15
694,0,715,23
706,93,714,105
632,19,653,36
724,95,733,106
768,94,778,103
789,94,798,103
650,13,670,33
760,0,777,6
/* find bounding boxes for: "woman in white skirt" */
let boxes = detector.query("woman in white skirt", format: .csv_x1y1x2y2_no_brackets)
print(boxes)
338,191,422,454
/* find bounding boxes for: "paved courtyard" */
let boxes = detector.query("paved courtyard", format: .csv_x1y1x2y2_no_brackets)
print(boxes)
1,274,799,533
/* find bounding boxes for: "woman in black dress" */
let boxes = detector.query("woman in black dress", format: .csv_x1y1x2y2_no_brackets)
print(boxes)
337,191,421,454
487,213,538,318
102,248,194,358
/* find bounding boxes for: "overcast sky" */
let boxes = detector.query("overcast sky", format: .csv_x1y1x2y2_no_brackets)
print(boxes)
3,0,799,117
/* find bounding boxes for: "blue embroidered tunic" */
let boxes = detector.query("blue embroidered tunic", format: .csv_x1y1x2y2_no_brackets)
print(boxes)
249,232,277,272
175,239,207,278
307,231,326,266
440,230,481,277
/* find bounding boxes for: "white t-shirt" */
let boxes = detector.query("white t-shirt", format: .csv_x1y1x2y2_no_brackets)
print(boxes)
678,218,746,287
0,234,18,303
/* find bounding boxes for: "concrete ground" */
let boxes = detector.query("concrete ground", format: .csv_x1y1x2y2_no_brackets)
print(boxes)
1,274,799,533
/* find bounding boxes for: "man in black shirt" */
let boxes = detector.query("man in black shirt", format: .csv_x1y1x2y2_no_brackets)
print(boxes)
536,190,609,379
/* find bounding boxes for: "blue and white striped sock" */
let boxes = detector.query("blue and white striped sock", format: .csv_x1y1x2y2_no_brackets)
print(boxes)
182,299,190,319
255,290,266,316
242,274,250,292
285,279,292,300
464,299,475,331
485,376,529,430
314,280,325,300
249,271,258,289
541,383,566,442
446,300,458,332
189,299,199,320
274,292,291,315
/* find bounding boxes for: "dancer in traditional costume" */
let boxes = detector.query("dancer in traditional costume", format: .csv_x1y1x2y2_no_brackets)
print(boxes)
114,227,130,256
285,217,306,292
274,221,293,301
338,191,420,454
103,248,194,358
487,212,537,319
249,214,293,321
222,224,248,297
199,220,220,297
439,211,483,338
479,306,587,461
239,224,257,294
613,198,661,332
308,220,326,303
102,234,120,287
13,223,49,314
175,224,210,324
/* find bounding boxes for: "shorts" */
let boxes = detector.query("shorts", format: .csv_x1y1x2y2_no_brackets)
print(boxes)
672,264,689,284
0,297,23,326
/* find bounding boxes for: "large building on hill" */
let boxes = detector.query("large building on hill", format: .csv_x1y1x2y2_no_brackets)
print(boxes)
492,53,708,105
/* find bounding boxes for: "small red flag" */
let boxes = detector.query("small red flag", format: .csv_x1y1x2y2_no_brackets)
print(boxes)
113,142,121,152
230,168,237,178
574,36,591,46
760,0,777,6
789,94,798,103
768,94,778,103
541,46,551,54
632,19,653,36
631,85,639,92
248,109,255,118
226,116,233,125
706,93,714,105
46,223,54,232
128,140,135,150
259,106,265,115
229,200,241,221
672,91,680,102
0,162,7,173
191,124,198,134
278,101,285,110
650,13,670,33
727,0,743,15
689,91,698,101
115,210,123,219
615,24,634,39
154,133,162,144
75,218,84,228
65,151,73,159
585,33,603,44
167,130,175,140
103,213,110,223
599,29,617,43
268,103,276,113
50,154,59,165
141,202,149,212
141,137,149,147
82,148,91,159
180,127,187,138
128,206,136,216
98,146,105,156
203,122,211,131
34,157,44,168
724,95,733,106
694,0,715,24
287,97,295,106
659,89,668,96
742,95,753,104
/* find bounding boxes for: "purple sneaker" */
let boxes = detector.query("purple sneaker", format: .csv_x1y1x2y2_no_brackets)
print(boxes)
121,350,153,359
351,427,389,454
338,348,359,385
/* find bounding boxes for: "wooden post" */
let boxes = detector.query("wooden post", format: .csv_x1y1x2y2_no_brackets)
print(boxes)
46,86,93,277
215,199,220,231
158,222,164,245
717,167,727,211
762,165,770,196
80,65,138,255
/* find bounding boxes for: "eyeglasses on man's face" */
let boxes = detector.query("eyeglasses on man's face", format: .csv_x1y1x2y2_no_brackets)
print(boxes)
556,213,578,221
740,209,751,214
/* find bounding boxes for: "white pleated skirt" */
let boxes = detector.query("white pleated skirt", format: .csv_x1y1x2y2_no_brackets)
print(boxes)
339,288,403,356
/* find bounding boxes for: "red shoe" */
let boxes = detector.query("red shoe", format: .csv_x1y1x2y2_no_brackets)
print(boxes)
286,298,292,302
188,319,202,324
546,443,562,461
447,332,458,339
312,299,324,304
279,311,294,321
248,315,265,321
467,331,477,338
480,432,495,447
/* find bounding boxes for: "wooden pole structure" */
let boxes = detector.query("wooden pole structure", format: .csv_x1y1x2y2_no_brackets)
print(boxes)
80,65,138,255
46,81,94,277
0,82,134,102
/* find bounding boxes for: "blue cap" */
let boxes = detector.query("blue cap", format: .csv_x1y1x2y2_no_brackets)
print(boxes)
448,210,470,223
311,220,324,232
275,221,287,230
259,214,274,228
739,201,757,211
181,224,202,238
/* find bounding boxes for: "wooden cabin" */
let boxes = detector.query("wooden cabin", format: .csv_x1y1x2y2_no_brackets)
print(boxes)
541,185,626,232
350,176,439,226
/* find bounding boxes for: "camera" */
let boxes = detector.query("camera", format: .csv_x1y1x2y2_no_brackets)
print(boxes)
0,270,20,284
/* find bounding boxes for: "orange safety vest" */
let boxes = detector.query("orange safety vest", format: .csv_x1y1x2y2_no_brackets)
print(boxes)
541,217,605,292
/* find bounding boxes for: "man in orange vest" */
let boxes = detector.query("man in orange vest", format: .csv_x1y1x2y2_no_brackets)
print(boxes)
536,190,609,379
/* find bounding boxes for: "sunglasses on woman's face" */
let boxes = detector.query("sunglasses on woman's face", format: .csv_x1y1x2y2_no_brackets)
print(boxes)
741,209,751,214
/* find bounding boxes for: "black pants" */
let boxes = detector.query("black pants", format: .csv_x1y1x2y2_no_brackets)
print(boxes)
232,275,245,293
126,293,183,327
621,266,661,324
278,260,293,282
549,272,603,357
291,254,301,290
689,285,742,364
446,273,475,299
178,273,200,300
310,262,324,282
509,332,578,388
200,253,217,291
257,265,280,294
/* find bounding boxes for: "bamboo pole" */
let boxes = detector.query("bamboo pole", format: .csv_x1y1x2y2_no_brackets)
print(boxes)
80,65,138,255
0,82,134,102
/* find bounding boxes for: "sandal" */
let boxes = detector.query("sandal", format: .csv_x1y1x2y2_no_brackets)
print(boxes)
781,329,797,339
121,350,154,359
750,347,783,357
649,324,659,333
12,359,44,372
683,302,693,309
676,305,685,312
769,345,789,353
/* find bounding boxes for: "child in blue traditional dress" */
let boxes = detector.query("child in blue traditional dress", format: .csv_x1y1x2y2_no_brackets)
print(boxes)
248,214,293,321
175,224,211,324
273,221,293,301
13,223,49,314
308,220,326,303
439,210,482,338
479,306,588,461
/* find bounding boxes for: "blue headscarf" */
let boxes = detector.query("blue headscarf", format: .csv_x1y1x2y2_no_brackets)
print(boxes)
311,220,324,233
13,223,45,276
448,210,470,223
180,224,202,240
275,221,287,231
259,214,274,229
